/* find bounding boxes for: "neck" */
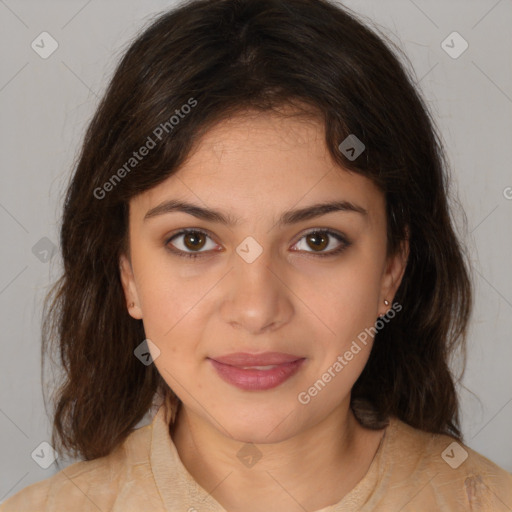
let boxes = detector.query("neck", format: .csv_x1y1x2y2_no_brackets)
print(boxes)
170,399,385,512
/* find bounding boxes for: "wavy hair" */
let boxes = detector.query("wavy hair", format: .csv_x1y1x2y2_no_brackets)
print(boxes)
42,0,473,463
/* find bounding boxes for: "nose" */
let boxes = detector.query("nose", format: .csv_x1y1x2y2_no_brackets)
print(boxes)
219,246,294,335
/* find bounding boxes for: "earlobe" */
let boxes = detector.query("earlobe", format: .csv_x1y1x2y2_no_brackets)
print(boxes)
119,254,143,319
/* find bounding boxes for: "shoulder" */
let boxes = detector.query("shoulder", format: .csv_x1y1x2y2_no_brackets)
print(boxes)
0,422,153,512
380,417,512,510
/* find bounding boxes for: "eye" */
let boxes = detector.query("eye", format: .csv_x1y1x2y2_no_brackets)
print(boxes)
291,229,351,257
165,229,219,259
165,228,351,260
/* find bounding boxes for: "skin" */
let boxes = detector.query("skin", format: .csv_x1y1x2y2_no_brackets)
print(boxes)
120,108,409,512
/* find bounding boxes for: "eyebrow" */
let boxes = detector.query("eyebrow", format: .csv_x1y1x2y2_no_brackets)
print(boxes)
143,198,368,226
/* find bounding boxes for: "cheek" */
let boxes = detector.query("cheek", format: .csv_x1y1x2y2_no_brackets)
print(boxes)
302,255,383,344
138,277,178,336
138,276,200,381
130,247,190,342
132,250,217,370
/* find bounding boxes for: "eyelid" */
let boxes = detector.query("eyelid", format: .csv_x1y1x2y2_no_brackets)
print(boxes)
294,227,347,244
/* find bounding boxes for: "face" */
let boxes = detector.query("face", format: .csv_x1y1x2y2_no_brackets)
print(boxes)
120,109,408,444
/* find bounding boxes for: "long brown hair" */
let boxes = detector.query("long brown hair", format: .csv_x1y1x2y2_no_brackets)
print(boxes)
42,0,473,464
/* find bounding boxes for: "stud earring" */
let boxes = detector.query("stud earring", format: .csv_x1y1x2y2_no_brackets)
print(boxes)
129,302,135,308
377,299,390,320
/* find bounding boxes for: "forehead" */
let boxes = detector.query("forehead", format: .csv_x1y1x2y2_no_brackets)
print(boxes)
131,110,384,224
184,109,329,173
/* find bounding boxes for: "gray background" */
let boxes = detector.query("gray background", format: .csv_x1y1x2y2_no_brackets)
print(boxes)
1,0,511,503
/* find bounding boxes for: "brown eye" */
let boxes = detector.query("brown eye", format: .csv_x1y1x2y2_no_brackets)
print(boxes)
166,229,218,258
292,229,351,256
305,231,329,252
183,231,207,251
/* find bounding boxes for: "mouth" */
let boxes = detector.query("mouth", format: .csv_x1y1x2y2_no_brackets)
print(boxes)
207,352,306,391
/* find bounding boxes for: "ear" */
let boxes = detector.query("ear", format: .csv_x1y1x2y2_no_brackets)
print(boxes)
378,231,409,316
119,253,143,319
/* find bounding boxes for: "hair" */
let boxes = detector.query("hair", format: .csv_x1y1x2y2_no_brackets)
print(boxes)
42,0,473,463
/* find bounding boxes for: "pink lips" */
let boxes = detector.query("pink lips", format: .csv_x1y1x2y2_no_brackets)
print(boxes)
208,352,305,391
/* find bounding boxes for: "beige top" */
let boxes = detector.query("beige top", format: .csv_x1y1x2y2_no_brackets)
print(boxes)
2,401,511,512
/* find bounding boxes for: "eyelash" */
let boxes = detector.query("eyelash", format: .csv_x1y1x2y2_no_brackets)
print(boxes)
165,228,352,260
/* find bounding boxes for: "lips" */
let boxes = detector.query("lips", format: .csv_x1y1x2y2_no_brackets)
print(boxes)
210,352,302,366
208,352,305,391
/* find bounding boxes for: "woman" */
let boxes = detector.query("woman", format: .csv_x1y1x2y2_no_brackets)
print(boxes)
2,0,511,510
